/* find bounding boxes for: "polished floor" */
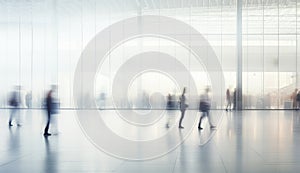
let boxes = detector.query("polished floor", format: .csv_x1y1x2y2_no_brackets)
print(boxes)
0,109,300,173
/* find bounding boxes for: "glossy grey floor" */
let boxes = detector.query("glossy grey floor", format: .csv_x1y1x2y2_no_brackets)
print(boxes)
0,109,300,173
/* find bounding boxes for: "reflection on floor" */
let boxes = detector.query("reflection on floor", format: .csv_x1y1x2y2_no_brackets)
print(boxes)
0,109,300,173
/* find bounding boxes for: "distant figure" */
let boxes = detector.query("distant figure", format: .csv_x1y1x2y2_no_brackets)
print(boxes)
296,91,300,110
166,94,172,128
142,92,150,109
98,92,106,109
232,88,237,110
198,87,216,130
225,88,232,111
8,86,21,126
292,89,298,109
44,90,54,136
25,91,32,108
178,87,188,129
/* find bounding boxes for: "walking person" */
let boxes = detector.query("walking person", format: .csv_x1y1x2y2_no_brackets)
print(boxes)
8,86,21,126
178,87,188,129
44,90,54,136
198,87,216,130
225,88,232,111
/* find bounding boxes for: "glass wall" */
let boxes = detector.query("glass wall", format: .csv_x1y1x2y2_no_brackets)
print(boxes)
0,0,298,109
243,0,299,109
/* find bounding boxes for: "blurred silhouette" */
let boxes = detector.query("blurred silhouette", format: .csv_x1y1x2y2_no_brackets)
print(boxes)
149,92,165,109
198,87,215,130
8,86,21,126
178,87,188,129
226,88,232,111
98,92,106,109
141,91,150,109
292,88,298,110
44,86,59,136
166,94,172,110
166,93,172,128
233,88,237,110
297,90,300,110
44,90,53,136
25,91,32,108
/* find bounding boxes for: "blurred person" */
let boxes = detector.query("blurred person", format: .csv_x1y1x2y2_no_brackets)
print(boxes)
292,89,298,109
198,87,216,130
44,86,59,136
166,93,172,128
232,88,237,110
225,88,232,111
178,87,188,129
8,86,21,127
98,92,106,109
142,92,150,109
25,91,32,108
297,91,300,110
51,88,60,135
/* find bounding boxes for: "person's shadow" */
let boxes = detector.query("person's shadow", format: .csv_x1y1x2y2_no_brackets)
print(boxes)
8,126,20,155
44,136,57,173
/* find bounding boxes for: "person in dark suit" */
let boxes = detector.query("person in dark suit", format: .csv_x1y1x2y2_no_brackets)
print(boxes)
178,87,188,129
44,90,53,136
8,86,21,126
198,87,215,130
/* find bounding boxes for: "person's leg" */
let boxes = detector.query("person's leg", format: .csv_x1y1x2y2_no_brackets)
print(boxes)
233,101,236,110
179,110,185,128
16,108,21,126
44,111,51,135
226,102,228,111
166,110,171,128
44,120,50,134
198,112,205,129
9,108,16,126
206,111,211,126
207,111,215,128
293,100,296,109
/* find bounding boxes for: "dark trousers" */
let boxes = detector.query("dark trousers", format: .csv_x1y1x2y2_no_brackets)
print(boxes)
232,100,236,110
198,111,213,128
9,107,17,125
226,101,232,110
44,110,51,134
179,110,185,127
8,106,20,125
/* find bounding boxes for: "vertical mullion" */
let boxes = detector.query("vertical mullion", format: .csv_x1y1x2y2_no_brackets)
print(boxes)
237,0,243,110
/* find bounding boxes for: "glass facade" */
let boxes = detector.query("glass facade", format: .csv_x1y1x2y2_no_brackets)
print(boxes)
0,0,299,109
243,0,299,109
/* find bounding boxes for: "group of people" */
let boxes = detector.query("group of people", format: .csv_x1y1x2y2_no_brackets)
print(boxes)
7,85,240,135
225,88,237,111
8,86,58,136
166,87,216,130
167,87,240,130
